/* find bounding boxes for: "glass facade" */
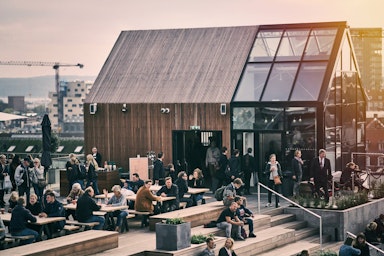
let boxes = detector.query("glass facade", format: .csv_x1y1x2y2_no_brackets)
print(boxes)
231,22,366,175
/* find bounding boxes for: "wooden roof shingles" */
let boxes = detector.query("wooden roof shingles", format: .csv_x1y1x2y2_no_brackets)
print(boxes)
86,26,258,104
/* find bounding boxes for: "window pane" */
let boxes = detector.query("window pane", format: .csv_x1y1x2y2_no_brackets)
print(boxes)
248,30,283,62
232,107,255,130
304,28,337,60
276,29,310,61
262,63,299,101
291,62,327,101
234,63,271,101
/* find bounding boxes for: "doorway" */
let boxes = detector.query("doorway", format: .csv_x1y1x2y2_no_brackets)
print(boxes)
172,130,222,175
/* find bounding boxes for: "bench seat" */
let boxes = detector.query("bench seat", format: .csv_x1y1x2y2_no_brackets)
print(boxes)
2,230,118,256
149,201,225,231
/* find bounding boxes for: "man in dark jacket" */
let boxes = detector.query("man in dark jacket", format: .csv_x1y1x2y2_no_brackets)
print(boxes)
175,171,193,208
242,148,255,195
310,149,332,203
153,152,165,185
76,187,105,230
39,191,65,237
10,197,38,244
156,177,179,212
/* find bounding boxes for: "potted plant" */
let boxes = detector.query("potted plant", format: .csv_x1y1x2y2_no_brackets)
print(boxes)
156,217,191,251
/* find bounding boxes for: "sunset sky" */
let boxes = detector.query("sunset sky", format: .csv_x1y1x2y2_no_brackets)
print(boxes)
0,0,383,78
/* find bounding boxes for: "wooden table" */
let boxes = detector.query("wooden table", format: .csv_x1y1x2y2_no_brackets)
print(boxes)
187,187,209,194
1,212,66,239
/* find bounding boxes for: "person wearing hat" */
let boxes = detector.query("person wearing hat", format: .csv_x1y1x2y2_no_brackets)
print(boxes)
14,157,33,203
104,185,128,232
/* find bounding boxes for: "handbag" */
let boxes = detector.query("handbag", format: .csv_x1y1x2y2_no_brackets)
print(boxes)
273,175,282,185
37,178,47,188
3,175,12,190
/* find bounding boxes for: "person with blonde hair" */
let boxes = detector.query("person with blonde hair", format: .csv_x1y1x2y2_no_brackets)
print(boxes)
364,221,380,245
30,158,45,201
104,185,128,232
218,237,237,256
86,154,99,194
8,191,19,212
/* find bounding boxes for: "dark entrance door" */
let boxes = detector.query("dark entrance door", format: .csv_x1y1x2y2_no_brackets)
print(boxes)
172,130,222,175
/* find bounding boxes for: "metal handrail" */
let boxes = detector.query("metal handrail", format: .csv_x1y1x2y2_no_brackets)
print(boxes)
257,182,323,250
346,231,384,254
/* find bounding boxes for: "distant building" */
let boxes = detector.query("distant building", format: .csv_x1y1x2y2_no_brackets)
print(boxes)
350,28,383,111
48,80,93,133
8,96,25,112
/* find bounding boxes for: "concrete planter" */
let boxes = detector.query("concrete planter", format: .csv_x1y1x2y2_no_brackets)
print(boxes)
156,222,191,251
285,197,384,241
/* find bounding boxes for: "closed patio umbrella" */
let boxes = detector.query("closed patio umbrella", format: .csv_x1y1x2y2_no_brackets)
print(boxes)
41,114,52,176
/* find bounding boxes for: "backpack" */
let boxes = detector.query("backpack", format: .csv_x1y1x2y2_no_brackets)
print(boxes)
214,186,226,201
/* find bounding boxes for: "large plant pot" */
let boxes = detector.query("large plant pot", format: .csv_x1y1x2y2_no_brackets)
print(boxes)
156,222,191,251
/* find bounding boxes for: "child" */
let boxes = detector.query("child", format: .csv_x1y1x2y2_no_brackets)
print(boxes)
234,196,256,238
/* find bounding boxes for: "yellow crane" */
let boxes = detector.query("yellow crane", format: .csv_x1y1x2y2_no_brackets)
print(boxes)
0,61,84,126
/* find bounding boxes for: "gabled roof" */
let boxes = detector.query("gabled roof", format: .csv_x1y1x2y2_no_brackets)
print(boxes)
86,26,257,104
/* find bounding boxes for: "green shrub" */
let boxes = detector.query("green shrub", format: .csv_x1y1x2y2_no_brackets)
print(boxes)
165,217,185,225
191,233,214,244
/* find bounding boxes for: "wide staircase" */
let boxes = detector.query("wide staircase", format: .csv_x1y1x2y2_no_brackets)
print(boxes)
131,206,341,256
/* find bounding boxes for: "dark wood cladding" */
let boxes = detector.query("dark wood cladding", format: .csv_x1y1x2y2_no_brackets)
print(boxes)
84,103,230,171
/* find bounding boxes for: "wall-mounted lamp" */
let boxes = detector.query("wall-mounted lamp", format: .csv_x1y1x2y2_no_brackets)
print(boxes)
90,103,97,114
264,117,268,123
220,104,226,115
161,107,170,114
292,117,296,123
122,103,127,112
298,116,302,122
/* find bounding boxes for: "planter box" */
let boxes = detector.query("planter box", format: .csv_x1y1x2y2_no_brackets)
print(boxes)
285,197,384,241
156,222,191,251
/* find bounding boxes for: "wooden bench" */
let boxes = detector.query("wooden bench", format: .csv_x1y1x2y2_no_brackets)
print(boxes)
1,234,36,249
65,220,100,231
2,230,118,256
127,210,151,228
149,201,226,231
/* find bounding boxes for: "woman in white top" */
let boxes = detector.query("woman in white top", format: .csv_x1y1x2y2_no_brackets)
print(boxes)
29,158,45,202
264,154,283,208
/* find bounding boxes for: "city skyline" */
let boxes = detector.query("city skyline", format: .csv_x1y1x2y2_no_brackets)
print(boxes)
1,0,383,78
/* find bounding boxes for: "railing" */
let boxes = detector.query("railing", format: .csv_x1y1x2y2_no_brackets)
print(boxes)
346,231,384,255
257,182,323,250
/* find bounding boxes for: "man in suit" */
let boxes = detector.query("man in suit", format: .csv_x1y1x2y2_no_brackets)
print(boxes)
310,149,332,203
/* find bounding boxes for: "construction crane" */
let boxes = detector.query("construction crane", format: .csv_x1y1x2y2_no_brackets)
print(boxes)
0,61,84,126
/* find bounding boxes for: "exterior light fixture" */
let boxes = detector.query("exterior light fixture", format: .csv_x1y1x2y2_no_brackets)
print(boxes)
161,108,170,114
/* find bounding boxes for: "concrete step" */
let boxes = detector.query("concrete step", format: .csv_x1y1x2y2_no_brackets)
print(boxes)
257,240,320,256
270,213,296,226
279,220,308,230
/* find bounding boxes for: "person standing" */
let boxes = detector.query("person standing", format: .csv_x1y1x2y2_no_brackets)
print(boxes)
218,238,238,256
29,158,45,202
292,150,304,198
205,140,221,192
0,154,9,207
153,152,165,185
76,187,105,230
9,197,38,245
66,154,77,193
9,154,20,191
242,148,255,195
86,154,100,195
218,147,229,187
15,157,33,203
92,147,102,167
310,149,332,203
199,237,216,256
229,149,242,182
264,154,283,208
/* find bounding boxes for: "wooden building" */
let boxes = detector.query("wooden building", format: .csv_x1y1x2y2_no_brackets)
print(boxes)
84,21,367,178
